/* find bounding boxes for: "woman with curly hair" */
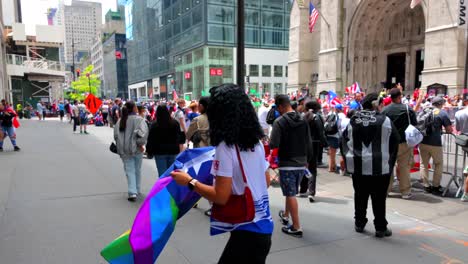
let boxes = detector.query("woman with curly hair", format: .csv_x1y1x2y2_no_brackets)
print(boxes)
171,84,273,264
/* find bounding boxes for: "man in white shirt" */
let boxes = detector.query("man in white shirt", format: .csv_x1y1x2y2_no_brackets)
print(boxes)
257,102,271,136
455,98,468,134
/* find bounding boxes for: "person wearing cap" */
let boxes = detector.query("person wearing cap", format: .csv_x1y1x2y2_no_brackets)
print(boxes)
419,96,453,195
343,93,400,238
381,88,417,199
350,93,363,110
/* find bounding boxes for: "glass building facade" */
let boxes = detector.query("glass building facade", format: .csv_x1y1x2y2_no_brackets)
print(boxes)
123,0,291,99
103,33,129,99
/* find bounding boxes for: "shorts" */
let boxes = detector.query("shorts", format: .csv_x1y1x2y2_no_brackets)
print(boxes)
177,130,186,144
279,169,304,197
327,136,340,149
80,117,88,124
59,110,65,117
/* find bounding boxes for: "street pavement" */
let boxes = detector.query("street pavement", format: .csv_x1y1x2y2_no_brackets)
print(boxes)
0,118,468,264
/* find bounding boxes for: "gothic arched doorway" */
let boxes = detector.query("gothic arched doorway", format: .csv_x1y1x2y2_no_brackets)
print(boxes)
347,0,426,93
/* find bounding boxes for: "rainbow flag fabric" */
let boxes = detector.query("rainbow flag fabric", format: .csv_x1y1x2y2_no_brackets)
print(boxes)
101,147,216,264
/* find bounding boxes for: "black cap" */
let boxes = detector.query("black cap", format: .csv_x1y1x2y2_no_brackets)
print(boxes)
389,88,402,99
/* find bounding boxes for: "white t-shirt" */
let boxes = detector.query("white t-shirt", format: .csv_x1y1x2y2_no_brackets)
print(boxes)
257,106,270,130
210,141,274,235
338,112,348,135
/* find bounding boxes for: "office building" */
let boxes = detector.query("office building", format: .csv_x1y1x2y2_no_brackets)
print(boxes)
0,1,8,100
63,0,102,66
289,0,465,95
123,0,291,100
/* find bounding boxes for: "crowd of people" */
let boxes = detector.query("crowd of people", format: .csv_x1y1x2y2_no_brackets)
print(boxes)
4,82,468,263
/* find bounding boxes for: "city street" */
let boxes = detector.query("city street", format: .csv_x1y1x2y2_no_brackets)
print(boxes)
1,119,468,264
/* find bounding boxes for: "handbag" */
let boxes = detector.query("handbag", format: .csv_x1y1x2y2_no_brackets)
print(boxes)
405,105,423,147
109,142,118,154
455,134,468,147
211,145,255,224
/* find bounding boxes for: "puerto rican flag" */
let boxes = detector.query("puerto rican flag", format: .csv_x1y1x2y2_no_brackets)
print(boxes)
346,82,361,94
309,1,319,33
328,90,342,107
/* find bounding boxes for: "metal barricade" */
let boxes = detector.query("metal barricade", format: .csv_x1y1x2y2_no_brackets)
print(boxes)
438,133,467,197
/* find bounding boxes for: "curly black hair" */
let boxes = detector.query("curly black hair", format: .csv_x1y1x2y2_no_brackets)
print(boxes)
207,83,264,150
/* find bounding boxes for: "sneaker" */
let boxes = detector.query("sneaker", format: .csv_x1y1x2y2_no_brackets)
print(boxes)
0,147,3,152
13,146,20,151
375,228,392,238
424,186,432,193
355,225,365,233
297,192,309,198
308,195,315,203
281,226,303,238
432,186,443,195
84,131,89,134
80,131,83,134
402,193,413,200
461,193,468,202
278,210,289,226
127,194,137,202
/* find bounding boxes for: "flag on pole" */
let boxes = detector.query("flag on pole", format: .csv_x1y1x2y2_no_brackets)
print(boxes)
410,0,422,9
328,90,342,107
101,147,216,264
309,1,319,33
345,82,361,94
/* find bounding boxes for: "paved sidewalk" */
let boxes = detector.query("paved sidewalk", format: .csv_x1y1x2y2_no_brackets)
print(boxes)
0,119,467,264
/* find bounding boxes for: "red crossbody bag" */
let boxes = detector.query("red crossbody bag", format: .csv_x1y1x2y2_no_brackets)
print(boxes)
211,145,255,224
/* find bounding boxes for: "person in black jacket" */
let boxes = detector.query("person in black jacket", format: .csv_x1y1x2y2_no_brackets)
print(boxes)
343,93,399,238
146,104,180,176
270,95,312,238
299,99,326,202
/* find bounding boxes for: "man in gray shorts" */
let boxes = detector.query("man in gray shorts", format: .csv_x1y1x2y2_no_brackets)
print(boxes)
270,95,312,238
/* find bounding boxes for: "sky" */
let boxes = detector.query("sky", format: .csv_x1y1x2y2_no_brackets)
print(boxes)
21,0,117,34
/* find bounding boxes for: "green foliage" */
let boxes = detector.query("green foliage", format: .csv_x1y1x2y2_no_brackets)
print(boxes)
69,65,101,101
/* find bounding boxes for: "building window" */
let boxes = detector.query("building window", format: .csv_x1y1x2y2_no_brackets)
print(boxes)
245,28,259,45
285,66,288,77
245,9,259,26
262,30,283,46
262,65,271,77
274,83,283,95
249,65,259,77
262,83,271,95
208,5,234,24
274,65,283,77
208,25,234,43
262,12,283,28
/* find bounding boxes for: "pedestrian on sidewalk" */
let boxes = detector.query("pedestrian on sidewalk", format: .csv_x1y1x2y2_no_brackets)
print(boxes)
0,102,21,151
419,96,453,195
382,88,417,199
58,101,65,122
114,101,149,202
36,101,44,121
270,94,312,238
174,99,188,152
186,97,210,148
146,104,180,176
171,84,273,263
71,100,80,133
299,99,326,202
343,93,399,238
78,101,90,134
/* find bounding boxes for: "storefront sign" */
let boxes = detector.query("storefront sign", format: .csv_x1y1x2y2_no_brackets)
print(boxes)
210,68,224,76
184,72,191,79
460,0,467,29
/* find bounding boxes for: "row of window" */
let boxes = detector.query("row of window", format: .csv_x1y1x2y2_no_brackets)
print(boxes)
247,65,288,78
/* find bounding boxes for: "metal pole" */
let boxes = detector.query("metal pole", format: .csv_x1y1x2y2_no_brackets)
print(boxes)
464,27,468,91
71,25,76,81
236,0,245,88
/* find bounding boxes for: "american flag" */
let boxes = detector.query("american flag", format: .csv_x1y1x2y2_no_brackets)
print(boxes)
410,0,422,9
309,1,319,33
346,82,361,94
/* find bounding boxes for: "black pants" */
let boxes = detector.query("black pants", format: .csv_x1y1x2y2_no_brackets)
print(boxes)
102,113,108,125
218,231,271,264
73,117,79,132
317,145,324,163
300,142,320,195
352,174,391,232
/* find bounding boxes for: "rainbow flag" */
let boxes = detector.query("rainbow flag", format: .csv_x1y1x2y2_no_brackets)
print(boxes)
101,147,216,264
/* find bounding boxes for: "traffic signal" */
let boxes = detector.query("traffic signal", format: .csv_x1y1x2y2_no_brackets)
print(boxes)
76,69,81,77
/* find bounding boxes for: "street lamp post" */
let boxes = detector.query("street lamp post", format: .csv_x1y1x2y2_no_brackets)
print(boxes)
86,73,91,94
236,0,245,88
